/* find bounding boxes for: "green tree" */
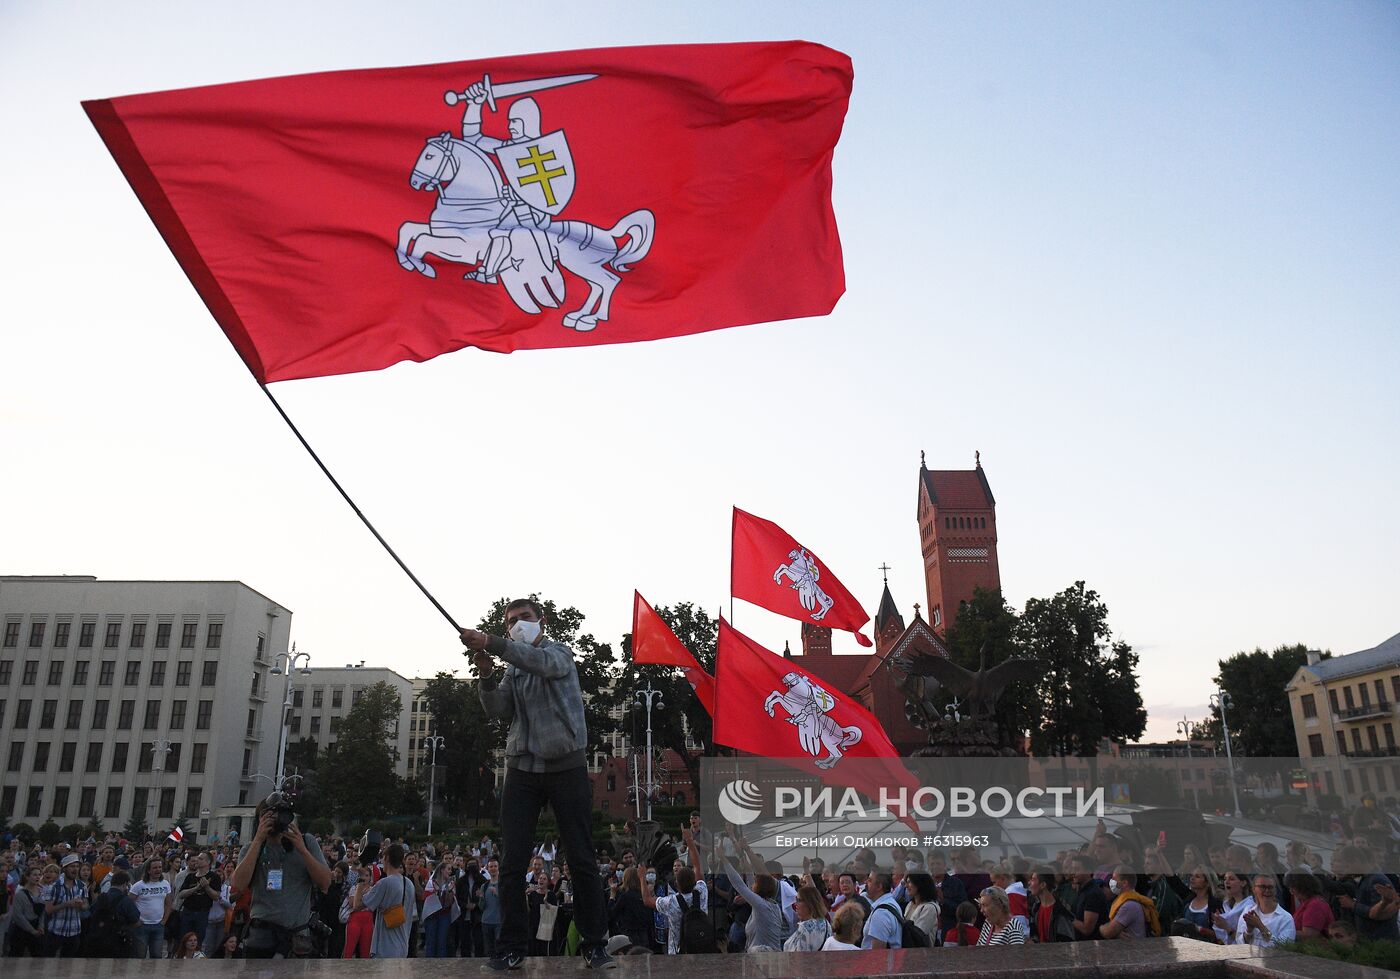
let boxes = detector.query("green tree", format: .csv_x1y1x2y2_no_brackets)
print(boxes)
399,778,426,818
60,822,85,843
1208,644,1327,757
1018,581,1146,756
474,595,622,756
943,588,1033,747
124,811,148,842
322,681,404,822
420,671,503,821
617,601,718,798
283,737,325,821
38,819,62,845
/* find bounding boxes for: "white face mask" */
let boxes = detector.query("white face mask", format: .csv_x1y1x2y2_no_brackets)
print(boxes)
509,619,541,644
905,861,918,871
645,872,656,884
1109,879,1122,895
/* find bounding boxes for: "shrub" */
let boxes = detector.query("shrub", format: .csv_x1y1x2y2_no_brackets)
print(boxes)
37,820,62,845
11,822,37,842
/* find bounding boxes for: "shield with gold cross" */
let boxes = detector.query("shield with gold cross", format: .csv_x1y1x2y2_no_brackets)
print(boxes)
495,130,575,217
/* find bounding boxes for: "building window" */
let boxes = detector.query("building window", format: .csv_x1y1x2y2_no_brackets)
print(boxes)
6,742,22,769
155,622,172,649
2,622,18,648
150,661,166,686
138,743,153,773
293,689,303,708
352,688,363,706
14,699,31,727
176,661,191,686
85,742,103,772
79,786,96,818
181,623,198,649
185,787,202,818
133,787,148,818
1344,686,1356,710
99,661,115,685
117,700,135,729
206,623,222,649
130,622,147,648
39,699,56,728
104,787,122,819
78,622,95,648
0,661,10,684
104,623,121,648
92,700,108,729
330,716,342,734
59,741,76,772
143,700,160,729
28,622,45,648
0,785,14,819
166,742,182,773
65,700,82,729
256,634,265,658
312,689,323,709
1378,680,1389,705
111,742,129,772
310,716,321,734
1337,731,1347,754
245,709,256,737
250,673,260,697
1369,726,1381,752
196,700,213,729
25,787,42,818
291,715,302,735
170,700,187,729
73,661,88,685
51,785,70,819
202,662,218,686
22,660,37,685
1301,694,1317,719
1329,689,1340,714
332,689,343,709
33,741,50,771
1352,728,1364,752
53,622,70,648
47,661,63,685
191,742,207,773
123,662,141,685
1386,724,1396,749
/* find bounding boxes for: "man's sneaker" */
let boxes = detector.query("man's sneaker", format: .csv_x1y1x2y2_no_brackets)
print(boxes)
584,947,617,970
488,951,525,971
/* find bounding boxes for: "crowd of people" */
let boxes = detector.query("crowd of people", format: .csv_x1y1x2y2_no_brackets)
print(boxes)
2,808,1397,961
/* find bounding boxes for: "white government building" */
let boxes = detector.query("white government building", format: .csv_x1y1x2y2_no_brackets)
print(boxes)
0,576,413,841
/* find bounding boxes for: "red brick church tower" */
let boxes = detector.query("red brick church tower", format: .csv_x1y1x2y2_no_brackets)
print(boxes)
917,452,1002,633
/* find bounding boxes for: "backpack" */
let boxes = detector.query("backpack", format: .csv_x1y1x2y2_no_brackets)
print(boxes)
675,891,717,954
83,893,133,957
873,903,932,948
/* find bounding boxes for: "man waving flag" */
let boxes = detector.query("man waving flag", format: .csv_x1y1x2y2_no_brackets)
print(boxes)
731,507,872,646
713,619,921,832
631,591,715,713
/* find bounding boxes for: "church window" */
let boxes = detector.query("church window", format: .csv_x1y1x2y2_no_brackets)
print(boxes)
933,607,942,628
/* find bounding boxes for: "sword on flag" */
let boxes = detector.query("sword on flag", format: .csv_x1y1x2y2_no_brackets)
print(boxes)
444,73,597,111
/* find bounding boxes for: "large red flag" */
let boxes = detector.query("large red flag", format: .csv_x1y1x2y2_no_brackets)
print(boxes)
84,42,851,383
631,591,715,714
713,620,921,832
731,507,872,646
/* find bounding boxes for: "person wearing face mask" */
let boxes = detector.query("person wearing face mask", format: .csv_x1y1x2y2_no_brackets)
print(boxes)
462,598,612,971
1099,866,1160,939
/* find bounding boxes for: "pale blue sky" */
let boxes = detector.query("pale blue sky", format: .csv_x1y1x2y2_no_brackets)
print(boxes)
1,1,1397,743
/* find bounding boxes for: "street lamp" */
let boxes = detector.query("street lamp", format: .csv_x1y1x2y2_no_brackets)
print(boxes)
634,683,664,820
1175,716,1201,810
148,738,173,837
270,644,312,793
425,734,446,837
1210,691,1244,818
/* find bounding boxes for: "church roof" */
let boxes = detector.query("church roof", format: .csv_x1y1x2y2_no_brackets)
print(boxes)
853,614,950,689
874,583,902,634
1303,632,1400,683
920,466,996,509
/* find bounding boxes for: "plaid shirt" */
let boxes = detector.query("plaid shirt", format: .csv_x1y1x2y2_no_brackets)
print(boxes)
45,877,89,937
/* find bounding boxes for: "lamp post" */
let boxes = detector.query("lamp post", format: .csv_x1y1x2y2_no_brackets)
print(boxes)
148,738,173,837
1210,691,1244,817
270,644,312,793
634,683,664,820
1175,717,1201,810
425,734,446,837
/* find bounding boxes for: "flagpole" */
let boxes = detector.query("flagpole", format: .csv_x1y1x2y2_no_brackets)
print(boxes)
258,383,463,633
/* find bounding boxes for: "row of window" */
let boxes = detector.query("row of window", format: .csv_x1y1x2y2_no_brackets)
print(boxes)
0,659,218,688
286,714,341,736
0,783,204,822
0,698,214,732
1299,676,1400,718
287,687,348,710
2,619,222,651
5,739,209,776
1315,762,1400,799
1307,721,1399,758
944,515,988,531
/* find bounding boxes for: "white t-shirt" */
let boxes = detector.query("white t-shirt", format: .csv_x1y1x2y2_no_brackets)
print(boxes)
821,935,861,950
653,881,708,955
130,879,172,925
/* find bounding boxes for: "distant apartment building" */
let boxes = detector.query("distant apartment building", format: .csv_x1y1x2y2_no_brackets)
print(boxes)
0,576,292,840
287,665,414,779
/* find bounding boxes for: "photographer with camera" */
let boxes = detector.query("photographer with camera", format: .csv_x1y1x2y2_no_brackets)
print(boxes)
231,792,331,958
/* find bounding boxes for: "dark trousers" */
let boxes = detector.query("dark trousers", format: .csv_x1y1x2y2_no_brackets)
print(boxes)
496,765,605,956
179,910,210,947
44,933,83,958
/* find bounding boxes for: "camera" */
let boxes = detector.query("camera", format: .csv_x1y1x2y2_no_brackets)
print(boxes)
263,791,296,835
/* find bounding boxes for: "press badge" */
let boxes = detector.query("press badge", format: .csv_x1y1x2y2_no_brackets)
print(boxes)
267,869,284,891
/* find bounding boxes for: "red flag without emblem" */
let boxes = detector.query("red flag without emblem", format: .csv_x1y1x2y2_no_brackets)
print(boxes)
631,591,715,714
731,507,872,646
713,619,921,832
84,41,851,383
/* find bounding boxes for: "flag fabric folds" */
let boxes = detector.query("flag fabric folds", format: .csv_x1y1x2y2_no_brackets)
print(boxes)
713,619,921,831
731,507,872,646
168,826,184,844
84,41,851,383
631,591,715,713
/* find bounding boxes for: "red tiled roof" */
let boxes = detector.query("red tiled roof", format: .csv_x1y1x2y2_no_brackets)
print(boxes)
920,468,995,509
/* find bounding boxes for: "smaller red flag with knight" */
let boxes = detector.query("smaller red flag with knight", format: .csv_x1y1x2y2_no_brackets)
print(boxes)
731,507,872,646
713,619,921,831
631,591,715,713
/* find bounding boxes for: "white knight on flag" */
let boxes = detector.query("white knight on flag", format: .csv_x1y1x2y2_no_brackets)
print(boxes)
773,547,835,621
764,671,863,770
